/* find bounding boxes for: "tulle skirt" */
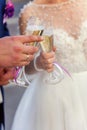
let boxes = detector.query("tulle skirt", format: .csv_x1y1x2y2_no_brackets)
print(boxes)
11,71,87,130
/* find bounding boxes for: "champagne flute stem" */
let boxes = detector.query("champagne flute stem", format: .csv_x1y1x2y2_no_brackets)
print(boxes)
53,62,64,76
22,66,31,85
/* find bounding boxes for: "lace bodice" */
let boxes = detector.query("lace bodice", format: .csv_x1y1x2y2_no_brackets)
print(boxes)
53,25,87,73
19,0,87,73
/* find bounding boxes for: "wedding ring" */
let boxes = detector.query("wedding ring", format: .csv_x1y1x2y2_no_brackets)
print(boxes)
26,55,30,62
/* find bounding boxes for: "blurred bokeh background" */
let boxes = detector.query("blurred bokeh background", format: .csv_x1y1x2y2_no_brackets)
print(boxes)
4,1,32,130
7,0,31,35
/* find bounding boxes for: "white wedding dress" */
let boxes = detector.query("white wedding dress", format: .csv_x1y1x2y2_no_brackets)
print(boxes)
11,0,87,130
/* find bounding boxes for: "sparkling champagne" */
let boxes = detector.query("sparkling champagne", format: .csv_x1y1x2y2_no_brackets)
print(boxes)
40,35,53,52
26,25,44,46
40,26,53,52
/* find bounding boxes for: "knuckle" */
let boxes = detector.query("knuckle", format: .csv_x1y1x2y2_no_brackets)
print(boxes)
47,59,51,63
27,46,36,54
14,45,22,53
29,35,37,41
43,54,47,59
12,53,20,62
27,35,34,42
10,36,16,42
25,46,31,54
29,55,34,61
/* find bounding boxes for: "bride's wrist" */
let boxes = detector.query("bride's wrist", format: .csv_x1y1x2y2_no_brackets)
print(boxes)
34,55,43,72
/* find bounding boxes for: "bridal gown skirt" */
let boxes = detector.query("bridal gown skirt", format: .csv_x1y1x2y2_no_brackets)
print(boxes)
11,71,87,130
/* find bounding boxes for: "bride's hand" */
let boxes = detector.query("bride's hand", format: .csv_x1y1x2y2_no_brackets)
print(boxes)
36,51,56,73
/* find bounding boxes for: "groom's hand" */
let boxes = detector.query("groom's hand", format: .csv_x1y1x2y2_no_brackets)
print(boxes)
0,35,43,67
0,68,15,85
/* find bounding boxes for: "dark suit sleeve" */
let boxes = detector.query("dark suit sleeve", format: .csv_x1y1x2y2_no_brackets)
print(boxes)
3,22,10,36
0,0,9,128
0,0,10,38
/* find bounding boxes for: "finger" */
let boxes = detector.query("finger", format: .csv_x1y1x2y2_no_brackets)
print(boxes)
0,81,9,85
45,64,54,69
18,53,33,62
13,35,43,43
42,52,55,59
44,57,55,64
21,54,34,62
47,68,54,73
22,46,38,55
17,61,31,67
52,46,56,52
12,53,34,66
0,68,4,76
13,44,38,56
2,70,15,81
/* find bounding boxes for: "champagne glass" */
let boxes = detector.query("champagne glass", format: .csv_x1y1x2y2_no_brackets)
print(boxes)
9,16,44,87
9,66,31,87
11,16,44,86
40,25,64,84
26,16,64,84
21,16,64,85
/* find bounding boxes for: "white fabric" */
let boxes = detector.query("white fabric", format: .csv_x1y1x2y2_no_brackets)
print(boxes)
11,71,87,130
11,1,87,130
